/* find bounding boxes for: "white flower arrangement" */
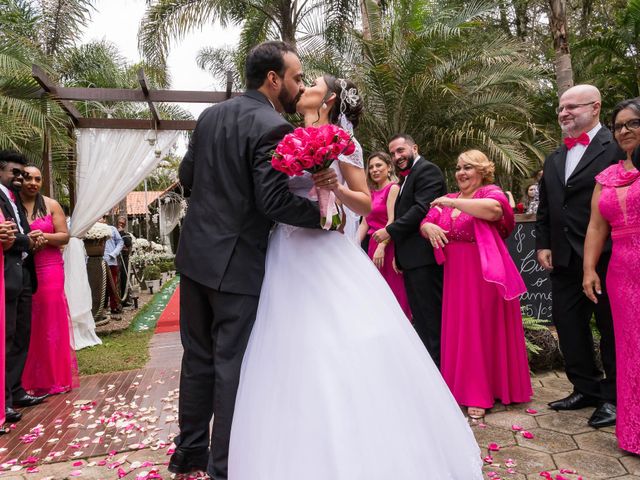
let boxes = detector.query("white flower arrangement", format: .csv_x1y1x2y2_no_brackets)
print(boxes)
84,222,112,240
133,238,150,250
151,241,164,252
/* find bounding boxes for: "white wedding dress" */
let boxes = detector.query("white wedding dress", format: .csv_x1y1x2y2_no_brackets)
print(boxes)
228,148,483,480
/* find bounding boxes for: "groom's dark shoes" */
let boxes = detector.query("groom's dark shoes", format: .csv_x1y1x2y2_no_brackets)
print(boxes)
588,402,616,428
548,391,598,411
168,447,209,475
13,393,48,408
5,407,22,423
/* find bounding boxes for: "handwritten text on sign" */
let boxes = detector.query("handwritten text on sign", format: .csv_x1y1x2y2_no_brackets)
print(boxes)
506,218,552,322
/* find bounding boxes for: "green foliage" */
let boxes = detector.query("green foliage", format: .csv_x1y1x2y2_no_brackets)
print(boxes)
143,264,161,281
139,0,361,89
573,0,640,114
353,0,552,180
522,313,548,357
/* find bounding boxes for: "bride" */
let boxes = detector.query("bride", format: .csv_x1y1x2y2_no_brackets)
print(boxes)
227,75,483,479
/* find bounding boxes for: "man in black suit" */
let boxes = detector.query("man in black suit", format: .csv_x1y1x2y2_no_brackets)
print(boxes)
372,134,447,367
536,84,621,428
172,42,325,479
0,150,46,425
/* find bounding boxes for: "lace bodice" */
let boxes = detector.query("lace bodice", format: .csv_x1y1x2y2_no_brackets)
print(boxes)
281,138,363,242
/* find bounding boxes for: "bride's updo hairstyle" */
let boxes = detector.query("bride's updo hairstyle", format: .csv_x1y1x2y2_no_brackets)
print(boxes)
322,75,364,128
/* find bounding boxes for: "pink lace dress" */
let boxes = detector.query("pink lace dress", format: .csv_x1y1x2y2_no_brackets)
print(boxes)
365,182,411,319
596,161,640,455
22,214,79,395
423,185,532,408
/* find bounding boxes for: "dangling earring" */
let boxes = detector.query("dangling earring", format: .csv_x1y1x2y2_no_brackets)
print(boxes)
322,103,328,110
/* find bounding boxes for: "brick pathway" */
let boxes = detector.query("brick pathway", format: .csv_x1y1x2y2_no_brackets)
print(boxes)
2,336,638,479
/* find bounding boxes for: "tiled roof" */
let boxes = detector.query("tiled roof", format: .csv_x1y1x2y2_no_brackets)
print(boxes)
125,191,163,215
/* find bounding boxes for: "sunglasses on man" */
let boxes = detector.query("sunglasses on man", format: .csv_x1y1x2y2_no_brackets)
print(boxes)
7,168,26,178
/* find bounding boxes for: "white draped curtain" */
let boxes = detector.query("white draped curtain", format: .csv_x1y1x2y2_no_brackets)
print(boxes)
159,199,183,250
64,128,180,350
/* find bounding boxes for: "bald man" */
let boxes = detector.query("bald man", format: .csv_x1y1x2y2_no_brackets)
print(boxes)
535,84,622,428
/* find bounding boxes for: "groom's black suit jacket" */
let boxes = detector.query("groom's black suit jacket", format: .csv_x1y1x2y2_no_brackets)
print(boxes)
387,156,447,270
535,126,622,267
0,188,37,300
176,89,320,296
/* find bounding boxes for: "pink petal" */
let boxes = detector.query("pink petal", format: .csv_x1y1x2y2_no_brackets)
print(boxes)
117,467,128,478
72,461,84,467
522,431,535,439
539,472,553,479
488,442,501,451
560,469,577,474
483,455,493,464
511,424,523,431
26,467,40,474
69,470,83,477
526,408,538,414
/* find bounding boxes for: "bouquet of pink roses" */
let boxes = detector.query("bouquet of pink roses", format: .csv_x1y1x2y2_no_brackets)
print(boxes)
271,124,355,229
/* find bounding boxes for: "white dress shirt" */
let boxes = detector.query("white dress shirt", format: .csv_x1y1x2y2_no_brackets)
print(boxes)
0,183,25,234
565,123,602,182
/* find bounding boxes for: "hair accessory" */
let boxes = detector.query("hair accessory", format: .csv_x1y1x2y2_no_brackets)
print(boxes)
337,78,360,115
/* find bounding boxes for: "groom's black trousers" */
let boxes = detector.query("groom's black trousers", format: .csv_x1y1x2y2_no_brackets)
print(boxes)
176,274,258,480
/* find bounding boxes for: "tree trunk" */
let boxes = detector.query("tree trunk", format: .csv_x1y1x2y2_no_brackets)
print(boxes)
279,1,296,46
360,0,372,40
41,129,54,197
548,0,574,97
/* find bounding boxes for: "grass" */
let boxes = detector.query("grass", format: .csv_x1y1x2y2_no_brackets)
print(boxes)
76,328,154,376
76,278,178,376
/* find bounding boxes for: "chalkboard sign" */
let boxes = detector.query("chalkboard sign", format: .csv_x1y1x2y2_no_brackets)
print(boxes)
506,214,552,323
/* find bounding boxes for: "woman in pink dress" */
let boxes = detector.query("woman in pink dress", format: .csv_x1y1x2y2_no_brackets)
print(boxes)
583,99,640,454
20,166,78,396
357,152,411,318
420,149,532,418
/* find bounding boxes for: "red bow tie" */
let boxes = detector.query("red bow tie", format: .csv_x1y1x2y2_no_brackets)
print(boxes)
563,132,590,150
398,169,411,177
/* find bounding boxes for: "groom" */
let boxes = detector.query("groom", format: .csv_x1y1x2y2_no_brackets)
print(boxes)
172,41,329,479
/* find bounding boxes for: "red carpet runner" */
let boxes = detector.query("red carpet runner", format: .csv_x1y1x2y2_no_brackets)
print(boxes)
155,285,181,333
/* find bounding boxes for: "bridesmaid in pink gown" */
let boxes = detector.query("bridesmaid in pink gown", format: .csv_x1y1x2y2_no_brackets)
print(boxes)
20,166,78,396
357,152,411,319
584,100,640,454
421,150,532,418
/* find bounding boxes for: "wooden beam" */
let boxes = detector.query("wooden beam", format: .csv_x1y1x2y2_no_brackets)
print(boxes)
42,86,239,103
76,118,196,130
137,69,160,128
32,64,82,123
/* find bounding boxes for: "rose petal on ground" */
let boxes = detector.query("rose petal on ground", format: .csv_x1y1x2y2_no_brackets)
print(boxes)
522,431,535,439
511,424,523,431
526,408,538,414
488,443,501,451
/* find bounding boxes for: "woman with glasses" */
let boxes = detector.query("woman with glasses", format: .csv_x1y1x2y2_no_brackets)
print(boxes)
583,98,640,455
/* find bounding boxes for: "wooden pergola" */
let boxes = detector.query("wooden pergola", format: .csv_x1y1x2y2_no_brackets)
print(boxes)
32,65,238,200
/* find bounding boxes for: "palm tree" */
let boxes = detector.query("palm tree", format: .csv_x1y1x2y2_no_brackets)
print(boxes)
548,0,574,97
0,1,72,168
573,0,640,110
355,0,553,179
138,0,361,86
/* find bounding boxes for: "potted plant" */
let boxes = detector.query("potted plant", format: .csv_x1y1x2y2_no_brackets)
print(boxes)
83,222,112,257
143,264,161,294
159,260,171,282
